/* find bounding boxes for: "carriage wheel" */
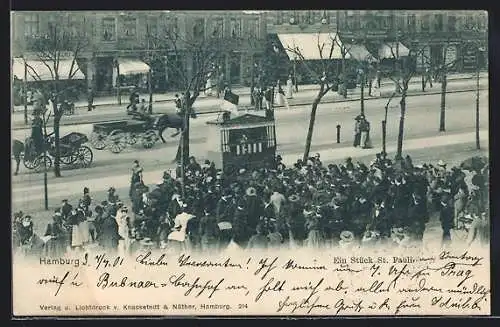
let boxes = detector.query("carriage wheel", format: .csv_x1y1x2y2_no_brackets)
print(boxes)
34,155,53,173
90,132,107,150
108,132,127,154
60,154,77,165
74,145,93,168
126,133,138,145
141,130,158,149
23,156,38,170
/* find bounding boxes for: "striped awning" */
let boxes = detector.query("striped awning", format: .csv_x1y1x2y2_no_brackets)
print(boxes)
12,58,85,81
277,33,350,60
378,42,410,59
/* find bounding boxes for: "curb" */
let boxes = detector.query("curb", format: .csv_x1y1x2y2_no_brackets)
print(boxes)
11,87,487,130
12,75,486,113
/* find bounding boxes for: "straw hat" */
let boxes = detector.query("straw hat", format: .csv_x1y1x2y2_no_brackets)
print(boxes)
218,222,232,230
246,187,257,196
340,230,354,242
437,160,446,167
288,194,300,202
140,238,155,246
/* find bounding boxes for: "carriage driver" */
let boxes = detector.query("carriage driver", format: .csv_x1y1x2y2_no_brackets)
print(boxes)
31,113,44,154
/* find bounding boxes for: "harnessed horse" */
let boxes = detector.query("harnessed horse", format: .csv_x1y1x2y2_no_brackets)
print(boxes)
128,112,184,142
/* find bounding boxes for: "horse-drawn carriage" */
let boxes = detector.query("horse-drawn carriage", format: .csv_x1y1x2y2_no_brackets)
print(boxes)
89,112,183,154
13,132,93,174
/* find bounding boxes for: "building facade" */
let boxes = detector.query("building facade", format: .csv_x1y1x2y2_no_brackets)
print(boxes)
12,10,487,96
12,10,268,95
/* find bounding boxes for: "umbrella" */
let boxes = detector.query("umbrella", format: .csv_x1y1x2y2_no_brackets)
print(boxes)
460,156,488,171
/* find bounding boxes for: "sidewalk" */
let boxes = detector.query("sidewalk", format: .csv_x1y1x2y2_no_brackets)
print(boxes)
11,75,488,129
11,71,488,114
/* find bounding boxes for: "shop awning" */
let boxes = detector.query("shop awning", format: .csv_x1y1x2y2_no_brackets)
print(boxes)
344,44,377,62
117,58,150,75
277,33,350,60
12,58,85,82
378,42,410,59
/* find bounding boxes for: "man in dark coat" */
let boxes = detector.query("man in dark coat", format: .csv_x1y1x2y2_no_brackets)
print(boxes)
60,199,73,221
244,187,263,232
232,202,249,246
439,193,454,244
198,207,220,252
369,199,390,238
216,190,235,223
98,215,120,252
407,191,429,241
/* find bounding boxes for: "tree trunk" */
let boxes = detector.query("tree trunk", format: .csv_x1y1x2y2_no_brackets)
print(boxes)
439,72,447,132
303,96,321,162
396,90,407,160
148,70,153,114
53,114,62,177
360,73,365,116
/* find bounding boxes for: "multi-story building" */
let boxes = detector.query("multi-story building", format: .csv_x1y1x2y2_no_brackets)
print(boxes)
266,10,487,74
12,10,268,95
11,10,487,97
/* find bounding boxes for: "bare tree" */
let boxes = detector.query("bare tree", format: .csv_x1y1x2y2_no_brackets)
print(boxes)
384,38,422,160
149,22,225,191
23,14,88,177
285,33,350,161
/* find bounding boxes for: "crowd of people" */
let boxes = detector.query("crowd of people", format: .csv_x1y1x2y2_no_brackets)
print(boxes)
12,153,489,258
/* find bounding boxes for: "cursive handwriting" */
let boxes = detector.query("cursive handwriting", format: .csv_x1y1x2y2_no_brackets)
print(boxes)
96,272,159,289
255,277,286,302
178,254,243,269
277,295,330,314
36,271,83,296
136,251,168,267
253,257,278,280
282,259,327,271
439,251,483,266
168,273,223,299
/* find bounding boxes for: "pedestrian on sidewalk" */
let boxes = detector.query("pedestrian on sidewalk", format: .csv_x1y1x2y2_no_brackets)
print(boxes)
376,69,381,88
286,75,294,99
253,86,263,111
424,67,433,90
360,116,372,149
353,116,361,147
87,87,94,111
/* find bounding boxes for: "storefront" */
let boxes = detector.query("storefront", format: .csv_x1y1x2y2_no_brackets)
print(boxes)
12,57,86,105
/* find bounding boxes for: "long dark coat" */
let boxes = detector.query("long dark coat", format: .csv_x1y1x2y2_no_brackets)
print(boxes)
98,217,120,250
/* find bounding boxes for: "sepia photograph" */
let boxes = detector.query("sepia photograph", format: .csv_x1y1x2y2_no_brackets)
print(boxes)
10,10,490,317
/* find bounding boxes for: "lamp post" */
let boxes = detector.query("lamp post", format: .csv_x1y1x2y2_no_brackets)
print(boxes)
475,46,484,150
147,23,153,114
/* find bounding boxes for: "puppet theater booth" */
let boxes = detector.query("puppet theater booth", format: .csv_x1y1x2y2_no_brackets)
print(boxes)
205,111,277,176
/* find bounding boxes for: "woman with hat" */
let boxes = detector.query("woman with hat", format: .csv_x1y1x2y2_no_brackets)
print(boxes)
285,194,306,247
247,223,269,250
168,204,196,252
43,214,65,257
304,210,324,249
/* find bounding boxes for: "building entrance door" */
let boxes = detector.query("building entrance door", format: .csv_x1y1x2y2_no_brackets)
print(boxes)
229,52,241,85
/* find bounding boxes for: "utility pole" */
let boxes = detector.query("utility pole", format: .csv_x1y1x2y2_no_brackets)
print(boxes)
360,70,365,116
42,112,50,210
147,23,153,114
475,46,481,150
23,58,28,125
115,58,122,106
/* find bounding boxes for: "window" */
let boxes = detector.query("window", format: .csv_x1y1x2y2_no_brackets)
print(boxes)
193,18,205,39
102,17,116,41
289,11,299,24
24,13,39,36
421,14,430,31
434,14,444,31
276,11,284,25
230,18,241,37
212,17,224,37
345,12,355,29
447,15,456,31
300,11,312,24
464,14,475,29
165,17,178,35
121,17,137,38
319,10,329,24
394,14,405,30
407,14,416,32
147,17,158,37
69,16,82,37
248,18,260,38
